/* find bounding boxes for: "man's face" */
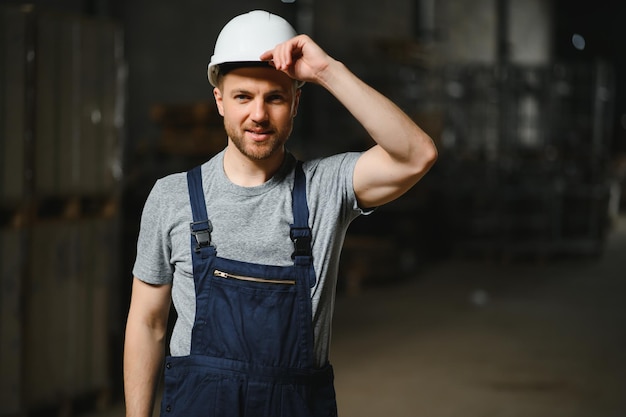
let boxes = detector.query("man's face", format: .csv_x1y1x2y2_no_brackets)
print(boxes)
214,66,300,161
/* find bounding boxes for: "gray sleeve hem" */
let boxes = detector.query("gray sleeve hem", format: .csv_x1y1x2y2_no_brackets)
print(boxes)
131,264,173,285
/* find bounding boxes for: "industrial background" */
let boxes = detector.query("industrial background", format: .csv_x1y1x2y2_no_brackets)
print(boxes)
1,0,625,416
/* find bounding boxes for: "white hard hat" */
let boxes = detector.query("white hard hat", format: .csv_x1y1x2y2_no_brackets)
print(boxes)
208,10,302,87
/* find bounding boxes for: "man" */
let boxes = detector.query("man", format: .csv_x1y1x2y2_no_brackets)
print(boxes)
124,10,437,417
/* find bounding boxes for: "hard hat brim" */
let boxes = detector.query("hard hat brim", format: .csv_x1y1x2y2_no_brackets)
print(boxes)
207,61,305,88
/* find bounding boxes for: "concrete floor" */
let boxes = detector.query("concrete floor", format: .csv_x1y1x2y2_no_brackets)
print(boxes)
331,217,626,417
88,216,626,417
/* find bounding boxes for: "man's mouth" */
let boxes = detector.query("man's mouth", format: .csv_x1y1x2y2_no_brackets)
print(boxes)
246,129,273,141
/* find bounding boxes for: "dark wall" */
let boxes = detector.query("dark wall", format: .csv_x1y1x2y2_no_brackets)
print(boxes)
0,0,84,12
553,0,626,153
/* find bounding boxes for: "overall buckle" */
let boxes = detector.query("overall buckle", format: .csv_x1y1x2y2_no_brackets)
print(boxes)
290,227,312,259
190,220,212,252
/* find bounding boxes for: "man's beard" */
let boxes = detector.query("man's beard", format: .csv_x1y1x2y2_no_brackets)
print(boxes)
225,121,292,161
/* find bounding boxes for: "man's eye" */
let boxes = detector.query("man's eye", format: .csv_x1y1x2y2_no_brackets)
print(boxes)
268,95,285,103
234,95,250,101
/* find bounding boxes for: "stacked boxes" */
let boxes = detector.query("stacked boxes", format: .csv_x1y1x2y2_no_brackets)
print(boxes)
34,12,124,196
0,5,124,415
24,216,118,409
150,101,225,157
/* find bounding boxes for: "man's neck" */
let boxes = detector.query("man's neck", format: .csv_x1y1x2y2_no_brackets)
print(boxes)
222,144,285,187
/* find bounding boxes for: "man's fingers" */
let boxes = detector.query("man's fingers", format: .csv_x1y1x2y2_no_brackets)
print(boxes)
259,50,273,62
261,38,303,71
273,43,291,71
261,36,312,79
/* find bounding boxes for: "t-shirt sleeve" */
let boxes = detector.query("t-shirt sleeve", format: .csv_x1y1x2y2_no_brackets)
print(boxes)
305,152,374,224
345,153,376,216
132,179,175,285
338,152,375,216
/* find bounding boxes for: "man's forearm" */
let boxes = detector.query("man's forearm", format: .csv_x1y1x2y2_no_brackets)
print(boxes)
320,59,437,207
317,59,435,164
124,320,167,417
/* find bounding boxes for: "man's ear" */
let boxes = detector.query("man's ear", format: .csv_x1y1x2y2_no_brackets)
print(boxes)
213,87,225,116
292,88,301,118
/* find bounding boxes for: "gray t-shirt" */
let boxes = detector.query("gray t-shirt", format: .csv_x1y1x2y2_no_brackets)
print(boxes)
133,150,367,366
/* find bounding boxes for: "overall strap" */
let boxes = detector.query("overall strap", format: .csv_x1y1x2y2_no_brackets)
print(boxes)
187,166,213,259
290,161,317,363
290,161,313,273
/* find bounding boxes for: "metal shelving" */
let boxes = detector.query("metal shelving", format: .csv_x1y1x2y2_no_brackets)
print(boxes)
440,61,615,258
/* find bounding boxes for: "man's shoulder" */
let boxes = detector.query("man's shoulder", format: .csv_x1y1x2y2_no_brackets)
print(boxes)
153,170,188,196
302,151,362,174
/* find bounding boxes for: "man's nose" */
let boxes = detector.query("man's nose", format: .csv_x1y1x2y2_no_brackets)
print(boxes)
251,99,269,123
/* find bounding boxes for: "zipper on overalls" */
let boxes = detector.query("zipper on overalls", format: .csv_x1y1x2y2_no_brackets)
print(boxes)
213,270,296,285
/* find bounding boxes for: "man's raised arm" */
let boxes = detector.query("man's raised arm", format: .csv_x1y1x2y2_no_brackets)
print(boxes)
261,34,438,208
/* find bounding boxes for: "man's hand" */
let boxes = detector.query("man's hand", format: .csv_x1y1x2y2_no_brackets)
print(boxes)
260,35,333,84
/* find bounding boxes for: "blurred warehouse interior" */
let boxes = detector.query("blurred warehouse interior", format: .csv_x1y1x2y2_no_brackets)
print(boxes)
1,0,626,415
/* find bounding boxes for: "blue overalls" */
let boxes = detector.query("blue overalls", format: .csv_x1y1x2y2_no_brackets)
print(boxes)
160,162,338,417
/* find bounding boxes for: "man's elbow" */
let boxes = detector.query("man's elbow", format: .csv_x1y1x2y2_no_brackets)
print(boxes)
409,136,438,179
422,140,438,169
